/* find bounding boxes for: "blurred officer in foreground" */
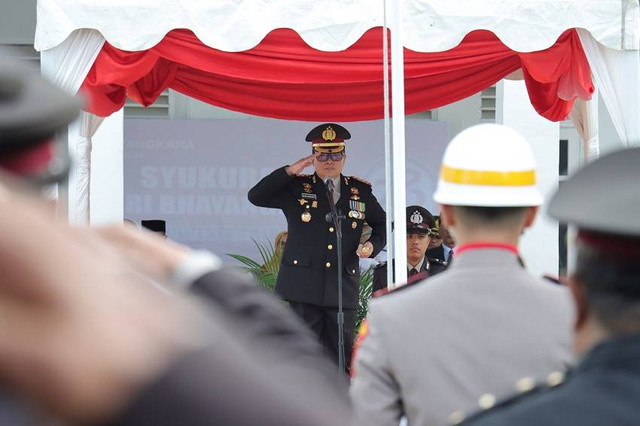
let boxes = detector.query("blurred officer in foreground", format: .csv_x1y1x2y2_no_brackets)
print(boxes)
372,205,447,292
350,124,573,426
0,51,350,426
248,123,386,372
460,147,640,426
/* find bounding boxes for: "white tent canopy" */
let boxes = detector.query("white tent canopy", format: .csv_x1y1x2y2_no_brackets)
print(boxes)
36,0,636,52
35,0,640,282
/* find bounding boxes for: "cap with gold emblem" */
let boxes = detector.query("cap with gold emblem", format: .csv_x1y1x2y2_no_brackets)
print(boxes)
305,123,351,154
406,205,436,235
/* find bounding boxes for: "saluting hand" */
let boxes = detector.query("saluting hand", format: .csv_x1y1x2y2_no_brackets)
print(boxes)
357,242,374,258
285,153,318,176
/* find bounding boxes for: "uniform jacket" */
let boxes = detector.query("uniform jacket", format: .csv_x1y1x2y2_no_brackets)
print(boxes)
248,166,386,309
425,245,445,262
463,332,640,426
372,256,447,292
350,247,574,426
113,267,351,426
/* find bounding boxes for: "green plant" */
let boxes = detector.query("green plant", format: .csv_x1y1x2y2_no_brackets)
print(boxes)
227,240,375,331
356,268,374,332
227,239,281,292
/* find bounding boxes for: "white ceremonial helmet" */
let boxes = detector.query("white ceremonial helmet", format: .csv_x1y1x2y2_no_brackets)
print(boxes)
433,124,543,207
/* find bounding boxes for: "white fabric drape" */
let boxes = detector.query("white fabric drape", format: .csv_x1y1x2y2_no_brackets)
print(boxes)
36,0,635,53
75,113,105,223
40,29,106,223
569,92,600,162
577,28,640,147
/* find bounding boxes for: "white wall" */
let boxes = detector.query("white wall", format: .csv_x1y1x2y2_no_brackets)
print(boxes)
497,80,559,277
90,110,124,224
436,93,483,140
0,0,36,44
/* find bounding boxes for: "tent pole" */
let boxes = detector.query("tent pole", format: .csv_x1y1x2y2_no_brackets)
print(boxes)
386,0,408,285
382,0,394,289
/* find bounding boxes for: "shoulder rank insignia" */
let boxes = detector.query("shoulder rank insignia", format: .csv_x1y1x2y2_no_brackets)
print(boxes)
429,257,447,266
350,176,372,186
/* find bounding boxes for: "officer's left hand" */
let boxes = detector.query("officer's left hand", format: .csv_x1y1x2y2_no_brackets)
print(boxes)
356,242,374,258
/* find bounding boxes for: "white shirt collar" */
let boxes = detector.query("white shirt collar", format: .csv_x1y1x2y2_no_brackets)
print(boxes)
408,256,427,272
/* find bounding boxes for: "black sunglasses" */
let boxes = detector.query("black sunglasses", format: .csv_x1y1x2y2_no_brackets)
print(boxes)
316,152,344,162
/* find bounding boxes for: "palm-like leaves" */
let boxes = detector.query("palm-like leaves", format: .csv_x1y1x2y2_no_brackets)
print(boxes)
228,239,376,332
227,239,280,292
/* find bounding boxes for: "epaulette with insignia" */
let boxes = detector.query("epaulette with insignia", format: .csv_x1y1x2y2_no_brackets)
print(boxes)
372,273,428,298
373,261,387,270
447,370,568,425
350,176,372,186
429,257,448,267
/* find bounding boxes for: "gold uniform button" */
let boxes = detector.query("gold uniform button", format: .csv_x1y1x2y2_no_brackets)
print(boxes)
293,260,298,265
328,244,333,250
546,371,565,387
329,227,335,233
515,377,535,393
448,411,466,425
326,262,331,268
478,394,496,410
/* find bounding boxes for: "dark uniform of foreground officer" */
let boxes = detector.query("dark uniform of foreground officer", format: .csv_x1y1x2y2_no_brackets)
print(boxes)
459,146,640,426
0,52,351,426
373,205,447,292
248,123,386,371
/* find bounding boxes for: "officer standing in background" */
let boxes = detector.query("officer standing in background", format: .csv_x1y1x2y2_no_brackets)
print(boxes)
372,205,447,292
248,123,386,372
459,147,640,426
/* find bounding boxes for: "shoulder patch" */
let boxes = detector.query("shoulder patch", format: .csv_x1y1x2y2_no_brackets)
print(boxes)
350,176,372,186
372,275,427,298
373,261,387,270
429,257,447,266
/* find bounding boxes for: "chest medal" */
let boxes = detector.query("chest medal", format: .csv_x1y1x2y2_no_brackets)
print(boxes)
301,211,312,223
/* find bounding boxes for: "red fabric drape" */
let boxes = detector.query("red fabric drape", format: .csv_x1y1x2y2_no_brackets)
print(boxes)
81,28,593,122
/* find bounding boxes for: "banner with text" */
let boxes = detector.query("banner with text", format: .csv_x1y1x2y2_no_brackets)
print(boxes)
124,119,448,264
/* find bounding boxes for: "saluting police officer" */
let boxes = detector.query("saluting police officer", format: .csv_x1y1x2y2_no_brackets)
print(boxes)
248,123,386,372
372,205,447,292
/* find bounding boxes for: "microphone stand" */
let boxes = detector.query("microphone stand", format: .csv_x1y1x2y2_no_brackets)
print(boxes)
325,179,346,374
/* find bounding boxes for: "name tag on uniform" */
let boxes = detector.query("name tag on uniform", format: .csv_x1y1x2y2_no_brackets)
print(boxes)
301,193,317,200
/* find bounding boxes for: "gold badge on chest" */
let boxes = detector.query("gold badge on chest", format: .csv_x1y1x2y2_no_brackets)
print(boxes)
301,212,312,223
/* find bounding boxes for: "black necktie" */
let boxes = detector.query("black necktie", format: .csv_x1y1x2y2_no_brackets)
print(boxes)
447,250,454,264
409,268,418,276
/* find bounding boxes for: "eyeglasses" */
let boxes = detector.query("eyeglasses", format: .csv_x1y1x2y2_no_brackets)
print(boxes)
316,152,344,162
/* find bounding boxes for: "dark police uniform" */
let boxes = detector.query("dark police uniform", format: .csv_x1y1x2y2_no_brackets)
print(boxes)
372,257,447,293
372,205,447,292
248,123,386,370
455,335,640,426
